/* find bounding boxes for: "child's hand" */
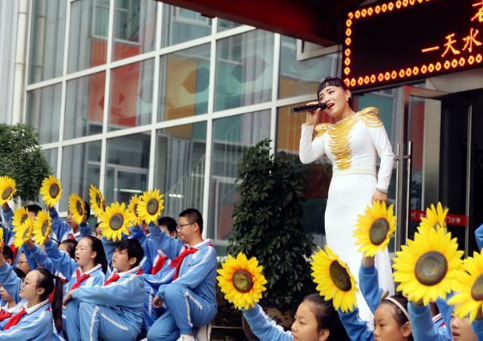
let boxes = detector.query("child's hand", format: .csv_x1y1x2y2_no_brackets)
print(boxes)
2,203,8,210
26,239,35,249
411,298,424,306
63,290,74,307
362,255,375,267
153,295,163,308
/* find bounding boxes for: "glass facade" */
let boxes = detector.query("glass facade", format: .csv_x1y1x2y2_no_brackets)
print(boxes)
26,0,350,250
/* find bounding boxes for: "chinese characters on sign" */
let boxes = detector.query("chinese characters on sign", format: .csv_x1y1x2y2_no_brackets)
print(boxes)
410,210,468,227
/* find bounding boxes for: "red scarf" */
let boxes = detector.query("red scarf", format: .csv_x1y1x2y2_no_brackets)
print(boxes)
4,308,27,330
71,269,91,290
151,255,168,275
103,273,120,286
170,247,198,280
0,310,12,321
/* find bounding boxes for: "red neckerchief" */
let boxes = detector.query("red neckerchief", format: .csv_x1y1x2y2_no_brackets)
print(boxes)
0,310,12,321
151,255,168,275
170,247,198,280
4,308,27,330
71,269,91,290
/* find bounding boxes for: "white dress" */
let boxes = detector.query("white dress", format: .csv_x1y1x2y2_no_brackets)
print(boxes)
299,107,395,322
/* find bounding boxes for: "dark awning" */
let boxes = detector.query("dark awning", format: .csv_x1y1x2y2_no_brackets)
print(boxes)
155,0,369,46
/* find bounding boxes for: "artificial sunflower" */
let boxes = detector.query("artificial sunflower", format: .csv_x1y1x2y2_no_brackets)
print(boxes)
32,210,52,246
100,202,133,241
393,228,464,305
353,201,396,256
89,184,105,218
0,227,4,249
129,195,143,226
310,245,358,313
40,175,62,207
137,190,164,224
13,218,33,248
69,194,85,225
12,207,31,232
448,251,483,322
0,176,16,205
418,202,448,234
217,253,267,310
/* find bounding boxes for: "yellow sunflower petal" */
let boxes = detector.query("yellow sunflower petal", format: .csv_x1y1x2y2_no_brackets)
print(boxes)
137,190,164,224
100,202,133,242
89,184,105,218
217,253,267,310
13,218,33,248
129,195,143,226
40,175,62,207
0,176,16,205
32,210,52,246
12,207,31,232
68,194,86,225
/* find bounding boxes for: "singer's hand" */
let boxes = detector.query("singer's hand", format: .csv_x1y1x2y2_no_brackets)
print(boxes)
305,101,320,126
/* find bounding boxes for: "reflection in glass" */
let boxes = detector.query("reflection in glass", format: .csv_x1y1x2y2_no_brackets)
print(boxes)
105,133,150,204
209,111,270,241
162,5,212,47
28,0,66,84
279,36,339,99
68,0,109,73
215,30,274,111
109,59,154,130
42,148,58,176
26,83,62,144
159,45,210,122
155,122,207,218
60,140,102,211
217,19,242,32
65,72,105,139
113,0,157,61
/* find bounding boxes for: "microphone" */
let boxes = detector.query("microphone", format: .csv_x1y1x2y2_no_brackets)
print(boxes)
291,102,328,113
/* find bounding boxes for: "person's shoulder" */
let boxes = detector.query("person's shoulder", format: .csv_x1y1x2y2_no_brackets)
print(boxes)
314,123,332,137
357,107,383,127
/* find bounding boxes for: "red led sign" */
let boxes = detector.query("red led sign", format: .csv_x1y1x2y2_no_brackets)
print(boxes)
344,0,483,89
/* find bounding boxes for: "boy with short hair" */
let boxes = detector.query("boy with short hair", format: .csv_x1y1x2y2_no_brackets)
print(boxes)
147,208,217,341
64,238,145,341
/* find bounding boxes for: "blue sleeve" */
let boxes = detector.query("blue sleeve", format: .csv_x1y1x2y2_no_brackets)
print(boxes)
338,308,373,341
436,295,454,337
101,237,118,269
359,264,382,313
0,309,53,340
44,239,78,279
147,222,182,260
27,244,57,274
130,226,153,273
2,206,13,230
0,263,21,303
472,318,483,341
73,275,144,309
409,303,449,341
22,246,37,271
79,222,91,238
49,207,71,242
476,223,483,251
242,304,293,341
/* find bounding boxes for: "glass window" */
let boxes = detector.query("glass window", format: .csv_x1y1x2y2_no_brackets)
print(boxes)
105,133,150,205
60,140,102,211
154,122,207,219
68,0,109,73
42,148,58,176
26,83,62,144
215,30,274,111
113,0,157,61
161,5,212,47
159,44,210,122
279,36,339,99
209,110,271,242
28,0,67,84
65,72,105,140
109,59,154,131
217,19,242,32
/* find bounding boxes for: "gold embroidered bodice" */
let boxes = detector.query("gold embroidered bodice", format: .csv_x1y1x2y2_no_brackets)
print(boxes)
313,107,383,170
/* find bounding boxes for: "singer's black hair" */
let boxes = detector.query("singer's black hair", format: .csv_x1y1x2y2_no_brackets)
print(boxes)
317,77,353,108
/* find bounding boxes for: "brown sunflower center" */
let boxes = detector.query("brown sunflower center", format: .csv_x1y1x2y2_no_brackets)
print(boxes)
109,213,124,230
369,218,390,246
233,270,254,293
41,220,49,235
329,261,352,291
49,183,60,198
21,215,28,225
1,187,12,200
415,251,448,286
22,227,31,239
133,204,139,217
147,199,159,215
471,274,483,301
96,193,102,206
76,201,84,215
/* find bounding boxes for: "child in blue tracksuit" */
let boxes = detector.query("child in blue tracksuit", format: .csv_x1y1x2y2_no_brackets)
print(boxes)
42,235,107,341
64,238,145,341
147,208,217,341
0,252,64,340
0,267,25,329
243,293,350,341
49,201,92,242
